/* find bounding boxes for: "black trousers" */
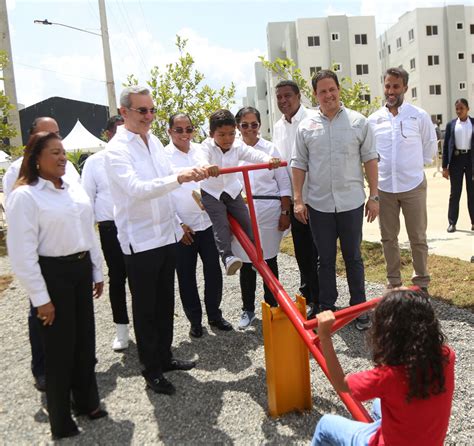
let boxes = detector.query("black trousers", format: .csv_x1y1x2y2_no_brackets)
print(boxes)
290,205,320,306
124,244,176,379
240,256,278,312
308,205,366,311
176,226,223,325
448,152,474,225
98,221,129,324
38,253,99,438
28,302,45,378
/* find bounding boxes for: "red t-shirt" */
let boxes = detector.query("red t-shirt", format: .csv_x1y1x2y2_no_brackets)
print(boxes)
346,346,455,446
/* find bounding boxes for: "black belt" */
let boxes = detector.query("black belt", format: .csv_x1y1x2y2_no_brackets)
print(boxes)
252,195,281,200
98,220,115,228
40,251,88,262
454,149,470,155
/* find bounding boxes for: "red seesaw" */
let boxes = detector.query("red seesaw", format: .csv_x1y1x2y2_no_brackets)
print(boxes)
218,161,381,422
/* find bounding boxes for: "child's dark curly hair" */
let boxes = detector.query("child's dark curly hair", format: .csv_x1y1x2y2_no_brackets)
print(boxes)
369,289,449,401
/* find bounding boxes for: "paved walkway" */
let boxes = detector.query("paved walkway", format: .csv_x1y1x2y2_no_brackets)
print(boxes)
363,166,473,262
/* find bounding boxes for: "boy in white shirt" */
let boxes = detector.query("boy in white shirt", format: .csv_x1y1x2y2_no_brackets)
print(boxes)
200,109,280,275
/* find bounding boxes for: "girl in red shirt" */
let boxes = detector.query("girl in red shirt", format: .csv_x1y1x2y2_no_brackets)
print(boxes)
312,288,455,446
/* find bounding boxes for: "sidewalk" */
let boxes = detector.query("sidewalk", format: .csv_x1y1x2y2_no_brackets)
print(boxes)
363,166,473,262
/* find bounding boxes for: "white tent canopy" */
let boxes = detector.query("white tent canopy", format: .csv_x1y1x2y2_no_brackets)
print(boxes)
61,120,106,153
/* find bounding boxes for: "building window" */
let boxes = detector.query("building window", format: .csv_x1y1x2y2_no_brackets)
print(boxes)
411,87,417,99
472,54,474,63
331,32,340,41
429,85,442,95
307,35,320,47
428,55,440,65
360,94,371,103
458,52,465,60
388,45,391,54
396,37,402,49
408,29,414,41
310,66,322,76
456,22,463,30
426,25,438,36
354,34,367,44
410,58,416,70
459,82,466,90
431,114,443,125
333,63,342,72
471,24,474,34
356,64,369,75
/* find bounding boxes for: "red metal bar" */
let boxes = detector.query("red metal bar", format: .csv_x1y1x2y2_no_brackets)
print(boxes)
221,161,377,423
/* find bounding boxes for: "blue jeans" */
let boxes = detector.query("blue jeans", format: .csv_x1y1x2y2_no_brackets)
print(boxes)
311,399,381,446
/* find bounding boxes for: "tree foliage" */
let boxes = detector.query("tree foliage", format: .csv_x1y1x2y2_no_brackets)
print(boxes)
125,36,236,143
0,51,18,152
259,56,381,116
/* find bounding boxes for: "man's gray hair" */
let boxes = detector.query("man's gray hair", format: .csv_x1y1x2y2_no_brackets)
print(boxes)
120,86,150,108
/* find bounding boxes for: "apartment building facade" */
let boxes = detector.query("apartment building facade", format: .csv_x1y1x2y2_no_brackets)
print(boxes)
378,4,474,126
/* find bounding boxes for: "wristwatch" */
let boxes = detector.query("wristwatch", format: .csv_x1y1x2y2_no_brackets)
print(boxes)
369,195,380,202
281,210,290,216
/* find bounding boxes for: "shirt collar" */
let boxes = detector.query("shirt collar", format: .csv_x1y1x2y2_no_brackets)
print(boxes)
384,101,407,116
282,104,306,125
117,124,151,143
35,176,68,191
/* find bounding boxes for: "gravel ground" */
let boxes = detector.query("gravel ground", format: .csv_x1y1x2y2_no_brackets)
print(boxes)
0,251,472,445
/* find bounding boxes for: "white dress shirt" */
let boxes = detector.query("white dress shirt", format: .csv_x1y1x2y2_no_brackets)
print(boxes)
454,118,472,151
81,149,115,222
6,178,103,307
368,102,437,193
199,138,271,200
3,156,80,202
105,125,183,255
165,141,212,232
232,137,292,261
272,105,317,185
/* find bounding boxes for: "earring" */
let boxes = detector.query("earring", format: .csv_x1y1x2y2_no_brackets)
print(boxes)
36,164,40,170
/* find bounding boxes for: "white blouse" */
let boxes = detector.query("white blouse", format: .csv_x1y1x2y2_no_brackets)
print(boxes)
6,178,103,307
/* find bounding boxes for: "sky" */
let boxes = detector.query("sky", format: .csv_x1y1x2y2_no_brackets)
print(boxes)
3,0,464,110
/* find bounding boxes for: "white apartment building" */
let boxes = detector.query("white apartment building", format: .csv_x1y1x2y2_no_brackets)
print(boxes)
244,15,381,138
378,5,474,126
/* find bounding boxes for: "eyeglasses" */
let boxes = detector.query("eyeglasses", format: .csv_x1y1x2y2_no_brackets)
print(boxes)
171,127,194,134
128,107,157,115
239,122,259,130
400,121,407,139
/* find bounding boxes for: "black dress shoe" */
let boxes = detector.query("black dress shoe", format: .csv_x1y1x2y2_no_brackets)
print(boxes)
189,324,203,338
34,375,46,392
143,374,176,395
209,318,233,331
52,428,80,440
163,358,196,372
447,224,456,233
306,303,319,320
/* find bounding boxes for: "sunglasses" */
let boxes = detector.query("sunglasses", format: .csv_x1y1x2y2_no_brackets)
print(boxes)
129,107,157,115
239,122,259,130
171,127,194,134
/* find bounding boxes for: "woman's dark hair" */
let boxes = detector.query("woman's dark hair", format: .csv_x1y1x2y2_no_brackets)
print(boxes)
168,113,194,128
16,132,62,187
454,98,469,108
209,109,236,133
312,69,340,91
235,107,261,125
369,289,448,401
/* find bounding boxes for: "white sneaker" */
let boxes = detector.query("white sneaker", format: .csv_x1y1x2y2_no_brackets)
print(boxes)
238,311,256,330
112,324,129,351
225,256,242,276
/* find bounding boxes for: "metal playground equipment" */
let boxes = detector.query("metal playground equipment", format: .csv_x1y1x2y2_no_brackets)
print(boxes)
219,161,381,422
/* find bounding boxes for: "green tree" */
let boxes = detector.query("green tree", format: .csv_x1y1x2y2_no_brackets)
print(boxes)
259,56,380,116
125,36,236,143
0,51,19,153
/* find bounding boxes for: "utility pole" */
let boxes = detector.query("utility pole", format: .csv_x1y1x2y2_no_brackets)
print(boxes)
98,0,117,116
0,0,23,147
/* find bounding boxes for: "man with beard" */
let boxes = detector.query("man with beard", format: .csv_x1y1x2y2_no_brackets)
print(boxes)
368,67,437,293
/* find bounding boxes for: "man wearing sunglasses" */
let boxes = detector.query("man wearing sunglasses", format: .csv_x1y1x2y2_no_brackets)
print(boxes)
105,87,209,395
368,67,437,293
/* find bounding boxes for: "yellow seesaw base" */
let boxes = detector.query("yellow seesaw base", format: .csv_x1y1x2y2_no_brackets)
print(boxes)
262,295,312,417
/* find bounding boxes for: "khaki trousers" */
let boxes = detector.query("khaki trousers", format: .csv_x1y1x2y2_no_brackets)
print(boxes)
379,176,430,288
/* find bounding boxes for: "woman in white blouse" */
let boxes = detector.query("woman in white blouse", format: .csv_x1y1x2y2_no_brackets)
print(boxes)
6,132,106,440
233,107,292,329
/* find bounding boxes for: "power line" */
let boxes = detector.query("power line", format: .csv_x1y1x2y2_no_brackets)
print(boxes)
16,62,105,83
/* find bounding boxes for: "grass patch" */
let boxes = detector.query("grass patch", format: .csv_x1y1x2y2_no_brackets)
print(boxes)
280,236,474,311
